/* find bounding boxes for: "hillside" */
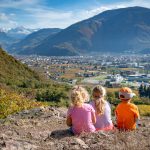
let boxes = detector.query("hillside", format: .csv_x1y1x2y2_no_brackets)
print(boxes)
13,6,150,56
0,47,41,88
0,106,149,150
8,28,62,54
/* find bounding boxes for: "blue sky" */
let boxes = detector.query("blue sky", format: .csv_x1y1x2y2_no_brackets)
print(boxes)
0,0,150,30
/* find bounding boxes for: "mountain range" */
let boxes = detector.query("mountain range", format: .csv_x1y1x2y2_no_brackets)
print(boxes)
0,27,39,50
8,28,61,54
0,30,15,49
2,6,150,55
7,26,38,39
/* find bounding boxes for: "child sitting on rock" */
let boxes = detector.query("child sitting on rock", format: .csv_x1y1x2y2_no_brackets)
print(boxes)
66,86,96,135
90,85,113,131
115,87,140,131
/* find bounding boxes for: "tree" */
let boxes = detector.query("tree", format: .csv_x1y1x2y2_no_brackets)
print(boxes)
107,92,116,104
139,84,144,97
147,85,150,99
144,85,147,97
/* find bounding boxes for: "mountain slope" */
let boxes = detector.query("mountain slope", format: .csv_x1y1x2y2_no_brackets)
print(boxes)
0,47,40,87
0,31,15,49
16,6,150,56
91,6,150,53
9,28,61,54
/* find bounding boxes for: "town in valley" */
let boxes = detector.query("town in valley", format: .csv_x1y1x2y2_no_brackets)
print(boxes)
16,54,150,89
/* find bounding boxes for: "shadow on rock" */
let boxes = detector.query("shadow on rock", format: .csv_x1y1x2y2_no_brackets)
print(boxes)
50,129,74,139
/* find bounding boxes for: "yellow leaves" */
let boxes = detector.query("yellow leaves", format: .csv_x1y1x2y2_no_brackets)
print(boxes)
138,105,150,116
0,89,6,98
0,89,44,119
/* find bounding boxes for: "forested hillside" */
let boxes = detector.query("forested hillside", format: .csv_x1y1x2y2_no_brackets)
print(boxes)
0,47,41,88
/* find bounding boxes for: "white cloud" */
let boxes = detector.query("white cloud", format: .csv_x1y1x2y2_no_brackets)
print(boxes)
81,0,150,18
0,13,9,21
0,0,75,29
0,0,150,29
0,13,18,30
0,0,40,9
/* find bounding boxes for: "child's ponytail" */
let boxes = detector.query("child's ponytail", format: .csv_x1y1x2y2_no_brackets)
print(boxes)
93,86,106,115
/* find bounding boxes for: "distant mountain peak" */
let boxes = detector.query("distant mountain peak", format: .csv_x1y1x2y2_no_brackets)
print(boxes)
6,27,39,40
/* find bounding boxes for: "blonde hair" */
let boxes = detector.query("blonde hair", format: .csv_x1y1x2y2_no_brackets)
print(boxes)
70,86,89,106
92,85,106,115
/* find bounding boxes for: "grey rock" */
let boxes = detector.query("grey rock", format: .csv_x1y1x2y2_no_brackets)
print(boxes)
72,138,89,149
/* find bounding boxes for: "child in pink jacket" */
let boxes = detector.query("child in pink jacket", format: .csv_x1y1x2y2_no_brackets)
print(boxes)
66,86,96,135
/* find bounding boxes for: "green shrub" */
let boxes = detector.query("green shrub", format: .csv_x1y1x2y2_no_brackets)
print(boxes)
36,87,68,103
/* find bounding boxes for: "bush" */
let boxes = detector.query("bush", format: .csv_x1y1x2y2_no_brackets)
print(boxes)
36,88,68,103
137,105,150,116
0,89,44,118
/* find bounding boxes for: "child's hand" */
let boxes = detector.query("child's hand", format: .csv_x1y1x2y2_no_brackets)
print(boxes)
66,115,72,127
138,122,142,127
136,119,141,128
114,124,118,128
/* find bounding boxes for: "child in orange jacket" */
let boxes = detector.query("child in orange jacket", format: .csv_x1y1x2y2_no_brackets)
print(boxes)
115,87,140,130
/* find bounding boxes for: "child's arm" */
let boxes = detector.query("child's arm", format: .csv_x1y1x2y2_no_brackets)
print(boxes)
134,106,141,128
114,110,118,127
66,115,72,127
91,111,96,124
136,118,141,128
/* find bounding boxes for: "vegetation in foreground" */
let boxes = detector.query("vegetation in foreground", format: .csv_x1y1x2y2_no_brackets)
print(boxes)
0,89,44,119
0,47,41,88
0,47,150,118
0,47,70,118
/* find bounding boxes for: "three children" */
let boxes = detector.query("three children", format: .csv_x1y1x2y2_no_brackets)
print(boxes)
66,85,140,134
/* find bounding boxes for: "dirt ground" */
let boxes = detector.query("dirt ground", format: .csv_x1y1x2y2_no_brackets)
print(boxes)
0,107,150,150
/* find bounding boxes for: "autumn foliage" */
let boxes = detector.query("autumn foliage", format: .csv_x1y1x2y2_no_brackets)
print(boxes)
0,89,44,118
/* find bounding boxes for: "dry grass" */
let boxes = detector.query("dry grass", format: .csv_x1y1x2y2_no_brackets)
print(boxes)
106,88,120,93
119,68,137,71
61,68,83,79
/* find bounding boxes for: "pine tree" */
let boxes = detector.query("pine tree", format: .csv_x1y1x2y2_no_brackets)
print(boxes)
139,84,144,97
147,85,150,99
144,85,147,97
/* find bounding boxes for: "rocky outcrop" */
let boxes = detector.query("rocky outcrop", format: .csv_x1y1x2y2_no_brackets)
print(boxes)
0,106,150,150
